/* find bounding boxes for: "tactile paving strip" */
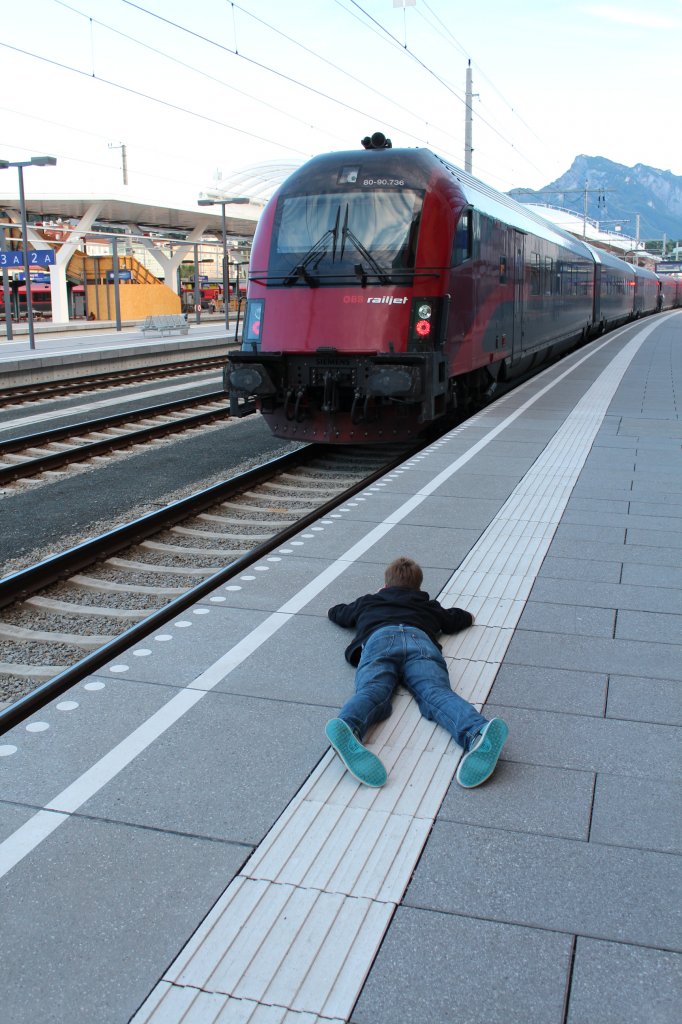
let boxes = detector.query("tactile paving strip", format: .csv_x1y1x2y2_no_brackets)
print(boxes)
130,327,655,1022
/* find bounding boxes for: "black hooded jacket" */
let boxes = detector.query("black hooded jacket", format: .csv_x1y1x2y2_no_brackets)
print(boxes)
328,586,474,666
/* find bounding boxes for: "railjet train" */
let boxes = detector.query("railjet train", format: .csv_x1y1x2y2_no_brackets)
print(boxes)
226,133,680,443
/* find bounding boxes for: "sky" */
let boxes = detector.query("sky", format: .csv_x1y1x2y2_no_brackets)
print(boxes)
1,0,681,211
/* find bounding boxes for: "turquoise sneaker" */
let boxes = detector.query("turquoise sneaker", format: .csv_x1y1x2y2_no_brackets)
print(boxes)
325,718,387,788
456,718,509,788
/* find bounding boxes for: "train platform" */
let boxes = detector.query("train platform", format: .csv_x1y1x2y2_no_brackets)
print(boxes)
1,311,681,1023
0,319,235,385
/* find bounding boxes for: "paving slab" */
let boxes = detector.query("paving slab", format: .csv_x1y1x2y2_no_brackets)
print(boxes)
352,906,572,1024
629,498,682,517
562,509,682,532
590,774,682,854
615,608,682,644
484,704,682,778
438,760,594,840
537,555,623,583
565,496,630,514
505,628,682,681
532,577,682,614
553,522,626,545
404,821,682,950
606,673,682,726
0,812,245,1024
627,526,682,549
517,600,616,637
566,937,682,1024
620,562,682,588
489,664,608,716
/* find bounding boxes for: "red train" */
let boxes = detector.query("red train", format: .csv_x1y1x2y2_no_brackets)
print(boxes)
226,134,680,443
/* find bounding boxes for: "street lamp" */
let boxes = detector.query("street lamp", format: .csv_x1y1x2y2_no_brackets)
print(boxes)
197,196,249,331
0,155,57,350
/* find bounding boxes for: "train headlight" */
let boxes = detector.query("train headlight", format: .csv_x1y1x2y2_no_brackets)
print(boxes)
409,297,441,351
243,299,264,348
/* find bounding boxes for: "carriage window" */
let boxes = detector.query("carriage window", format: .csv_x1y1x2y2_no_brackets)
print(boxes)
531,253,541,295
544,256,554,294
452,209,472,266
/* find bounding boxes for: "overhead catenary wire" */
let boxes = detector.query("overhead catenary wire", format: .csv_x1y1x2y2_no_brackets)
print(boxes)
4,0,556,194
53,0,345,148
116,0,453,151
0,40,312,159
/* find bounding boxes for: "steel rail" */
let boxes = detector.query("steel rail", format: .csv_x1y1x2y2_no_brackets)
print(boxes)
0,355,227,403
0,441,418,733
0,390,227,453
0,394,254,485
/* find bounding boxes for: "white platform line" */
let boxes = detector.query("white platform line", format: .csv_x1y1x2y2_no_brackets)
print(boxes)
131,324,656,1022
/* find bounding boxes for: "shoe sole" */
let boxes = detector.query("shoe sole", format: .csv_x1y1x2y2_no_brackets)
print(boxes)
456,718,509,788
325,718,387,788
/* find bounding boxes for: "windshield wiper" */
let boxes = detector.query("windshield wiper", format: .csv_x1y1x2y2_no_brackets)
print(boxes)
283,206,340,287
339,206,390,285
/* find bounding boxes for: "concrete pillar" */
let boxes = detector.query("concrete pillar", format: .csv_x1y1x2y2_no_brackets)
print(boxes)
135,221,210,295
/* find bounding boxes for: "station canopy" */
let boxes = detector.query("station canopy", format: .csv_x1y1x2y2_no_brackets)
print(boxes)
0,160,301,240
0,192,260,239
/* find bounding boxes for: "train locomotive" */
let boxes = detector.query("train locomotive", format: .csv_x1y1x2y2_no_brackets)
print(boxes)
226,133,679,443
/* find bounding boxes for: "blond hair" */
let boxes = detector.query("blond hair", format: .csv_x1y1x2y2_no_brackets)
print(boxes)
384,556,423,590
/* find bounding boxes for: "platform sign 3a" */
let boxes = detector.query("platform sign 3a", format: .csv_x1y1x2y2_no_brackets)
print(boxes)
0,249,56,267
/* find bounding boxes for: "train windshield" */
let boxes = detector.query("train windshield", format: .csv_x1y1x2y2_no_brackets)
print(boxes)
269,190,422,285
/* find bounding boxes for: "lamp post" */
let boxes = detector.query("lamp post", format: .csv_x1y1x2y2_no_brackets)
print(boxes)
197,196,249,332
0,155,57,350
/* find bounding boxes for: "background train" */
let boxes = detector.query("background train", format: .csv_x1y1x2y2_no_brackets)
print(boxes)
226,134,681,443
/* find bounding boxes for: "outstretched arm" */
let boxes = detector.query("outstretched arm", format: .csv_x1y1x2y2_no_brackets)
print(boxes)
328,596,364,628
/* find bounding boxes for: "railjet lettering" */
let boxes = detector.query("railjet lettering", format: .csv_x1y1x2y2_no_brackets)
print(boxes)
342,295,409,305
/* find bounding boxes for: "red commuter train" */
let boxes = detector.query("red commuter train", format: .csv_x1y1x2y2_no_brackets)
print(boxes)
226,134,680,443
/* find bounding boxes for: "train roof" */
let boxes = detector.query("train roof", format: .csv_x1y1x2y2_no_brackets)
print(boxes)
429,152,594,259
582,241,635,272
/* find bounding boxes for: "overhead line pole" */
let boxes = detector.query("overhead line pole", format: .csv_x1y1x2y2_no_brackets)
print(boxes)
465,60,473,174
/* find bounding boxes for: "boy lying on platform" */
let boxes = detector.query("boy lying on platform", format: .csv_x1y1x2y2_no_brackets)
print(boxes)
325,556,508,788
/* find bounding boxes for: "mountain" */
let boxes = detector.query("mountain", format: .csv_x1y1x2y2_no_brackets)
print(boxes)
509,156,682,242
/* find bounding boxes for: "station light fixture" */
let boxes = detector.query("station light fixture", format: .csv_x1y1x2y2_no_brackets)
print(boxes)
197,196,250,331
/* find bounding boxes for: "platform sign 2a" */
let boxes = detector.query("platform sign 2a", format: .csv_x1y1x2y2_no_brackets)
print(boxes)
0,249,56,267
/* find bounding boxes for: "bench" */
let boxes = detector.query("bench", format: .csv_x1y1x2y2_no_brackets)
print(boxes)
141,314,189,337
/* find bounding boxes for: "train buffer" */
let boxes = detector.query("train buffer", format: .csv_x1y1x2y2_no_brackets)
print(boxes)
141,314,189,337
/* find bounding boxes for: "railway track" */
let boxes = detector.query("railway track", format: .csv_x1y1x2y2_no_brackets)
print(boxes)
0,355,227,406
0,441,415,729
0,391,253,485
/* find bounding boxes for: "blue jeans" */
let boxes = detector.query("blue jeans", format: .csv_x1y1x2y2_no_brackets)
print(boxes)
338,624,487,750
